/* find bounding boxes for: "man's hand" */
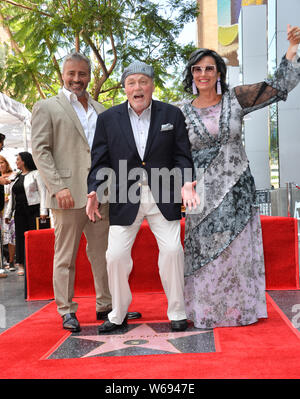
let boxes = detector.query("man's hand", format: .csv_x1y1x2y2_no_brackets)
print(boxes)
0,176,11,185
181,181,200,211
55,188,75,209
86,191,102,222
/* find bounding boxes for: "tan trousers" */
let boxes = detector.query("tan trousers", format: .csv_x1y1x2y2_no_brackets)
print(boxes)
106,186,186,325
52,204,111,316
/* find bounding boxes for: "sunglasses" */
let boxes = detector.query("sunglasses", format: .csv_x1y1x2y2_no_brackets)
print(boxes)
191,65,216,74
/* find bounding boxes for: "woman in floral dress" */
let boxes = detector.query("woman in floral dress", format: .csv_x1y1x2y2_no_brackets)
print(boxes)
181,25,300,328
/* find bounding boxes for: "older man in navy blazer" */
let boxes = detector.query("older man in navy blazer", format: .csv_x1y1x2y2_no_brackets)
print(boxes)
87,61,197,333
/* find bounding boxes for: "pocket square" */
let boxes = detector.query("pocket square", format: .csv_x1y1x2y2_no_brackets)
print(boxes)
160,123,174,131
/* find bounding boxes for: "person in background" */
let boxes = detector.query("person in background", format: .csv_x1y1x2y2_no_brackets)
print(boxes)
0,133,10,279
5,152,47,276
0,155,16,271
180,25,300,328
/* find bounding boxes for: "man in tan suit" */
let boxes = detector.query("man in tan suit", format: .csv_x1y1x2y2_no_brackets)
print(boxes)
31,52,112,332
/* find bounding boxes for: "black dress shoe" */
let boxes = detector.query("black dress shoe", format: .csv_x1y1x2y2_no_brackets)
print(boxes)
98,318,128,333
96,309,112,320
62,313,81,332
171,319,188,331
127,311,142,320
96,310,142,320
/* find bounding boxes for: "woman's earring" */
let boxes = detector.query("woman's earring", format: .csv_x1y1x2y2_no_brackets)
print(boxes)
216,77,222,95
192,80,198,95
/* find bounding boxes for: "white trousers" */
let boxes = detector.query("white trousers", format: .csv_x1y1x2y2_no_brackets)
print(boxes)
106,185,186,325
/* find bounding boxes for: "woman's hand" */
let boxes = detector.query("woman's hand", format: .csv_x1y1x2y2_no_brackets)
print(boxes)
286,24,300,60
40,215,47,220
181,181,201,211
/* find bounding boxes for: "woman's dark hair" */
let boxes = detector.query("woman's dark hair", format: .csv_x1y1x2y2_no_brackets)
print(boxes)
18,152,37,171
183,48,229,95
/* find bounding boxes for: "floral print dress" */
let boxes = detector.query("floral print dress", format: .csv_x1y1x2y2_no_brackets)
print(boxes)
181,55,300,328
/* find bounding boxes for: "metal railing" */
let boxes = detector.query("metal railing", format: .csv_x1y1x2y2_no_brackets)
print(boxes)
256,183,300,217
255,189,272,216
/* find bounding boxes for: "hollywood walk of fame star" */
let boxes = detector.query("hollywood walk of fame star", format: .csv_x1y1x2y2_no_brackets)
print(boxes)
72,323,211,357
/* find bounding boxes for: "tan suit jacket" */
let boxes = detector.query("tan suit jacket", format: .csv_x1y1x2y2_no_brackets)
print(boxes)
31,91,106,209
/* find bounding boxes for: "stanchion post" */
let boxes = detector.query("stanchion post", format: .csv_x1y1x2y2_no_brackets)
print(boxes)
286,182,293,217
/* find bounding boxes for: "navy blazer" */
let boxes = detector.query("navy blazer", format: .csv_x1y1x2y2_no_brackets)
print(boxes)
88,100,193,225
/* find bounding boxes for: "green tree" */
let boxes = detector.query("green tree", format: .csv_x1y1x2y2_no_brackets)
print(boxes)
0,0,198,109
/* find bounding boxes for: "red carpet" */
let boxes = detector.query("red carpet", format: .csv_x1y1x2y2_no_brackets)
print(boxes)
1,292,300,379
5,215,298,380
261,216,299,290
25,216,299,300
